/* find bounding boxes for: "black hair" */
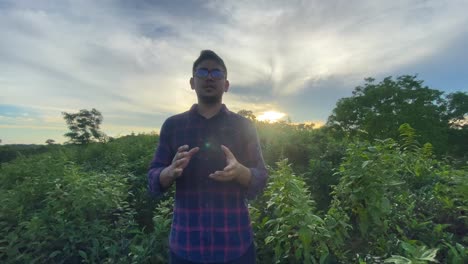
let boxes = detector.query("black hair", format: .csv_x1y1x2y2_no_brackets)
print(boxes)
192,50,227,77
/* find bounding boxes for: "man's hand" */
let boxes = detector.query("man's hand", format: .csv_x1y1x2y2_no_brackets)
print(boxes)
171,145,200,178
160,145,199,188
209,145,252,186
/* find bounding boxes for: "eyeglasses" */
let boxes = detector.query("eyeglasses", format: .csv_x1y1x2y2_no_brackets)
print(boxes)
194,68,225,80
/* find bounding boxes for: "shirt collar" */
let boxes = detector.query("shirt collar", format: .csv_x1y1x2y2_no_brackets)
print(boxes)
189,104,230,119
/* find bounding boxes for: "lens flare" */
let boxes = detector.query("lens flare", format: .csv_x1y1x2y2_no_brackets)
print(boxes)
256,111,286,123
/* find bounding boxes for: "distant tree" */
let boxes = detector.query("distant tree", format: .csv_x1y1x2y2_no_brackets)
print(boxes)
446,91,468,158
446,91,468,129
237,109,257,121
62,108,106,144
295,122,315,131
45,139,56,145
327,75,467,156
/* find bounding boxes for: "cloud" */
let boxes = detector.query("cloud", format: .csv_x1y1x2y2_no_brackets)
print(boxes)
212,0,468,95
1,0,467,143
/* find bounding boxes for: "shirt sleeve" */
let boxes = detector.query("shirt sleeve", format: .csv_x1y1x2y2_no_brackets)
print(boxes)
148,119,173,198
243,120,269,200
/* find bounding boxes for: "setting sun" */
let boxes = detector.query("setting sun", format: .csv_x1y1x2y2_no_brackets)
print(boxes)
256,111,286,123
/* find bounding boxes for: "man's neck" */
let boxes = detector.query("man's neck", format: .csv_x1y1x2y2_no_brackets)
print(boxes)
197,102,223,119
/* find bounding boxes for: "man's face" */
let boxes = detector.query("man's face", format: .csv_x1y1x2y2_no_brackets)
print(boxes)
190,60,229,105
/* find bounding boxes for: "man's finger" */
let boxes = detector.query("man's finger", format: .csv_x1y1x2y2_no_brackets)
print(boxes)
209,171,234,181
177,145,189,152
174,158,185,167
173,145,188,163
173,168,183,176
223,164,235,172
221,145,235,159
173,152,184,163
211,170,230,177
176,152,183,160
188,147,200,156
178,148,199,166
209,171,223,177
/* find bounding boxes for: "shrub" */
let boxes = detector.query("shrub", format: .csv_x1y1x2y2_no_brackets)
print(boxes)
250,160,332,263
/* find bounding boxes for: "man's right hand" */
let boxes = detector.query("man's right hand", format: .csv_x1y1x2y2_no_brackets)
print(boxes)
160,145,199,188
170,145,200,178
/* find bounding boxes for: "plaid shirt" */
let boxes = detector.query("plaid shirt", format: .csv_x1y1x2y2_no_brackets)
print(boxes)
148,104,268,263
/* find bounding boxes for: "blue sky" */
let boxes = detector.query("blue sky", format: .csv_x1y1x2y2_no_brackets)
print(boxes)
1,0,467,144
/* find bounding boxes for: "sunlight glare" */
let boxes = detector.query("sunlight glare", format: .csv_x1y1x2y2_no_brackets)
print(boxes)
256,111,286,123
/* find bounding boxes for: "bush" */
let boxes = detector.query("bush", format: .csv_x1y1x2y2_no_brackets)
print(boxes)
250,160,332,263
0,153,138,263
326,125,468,262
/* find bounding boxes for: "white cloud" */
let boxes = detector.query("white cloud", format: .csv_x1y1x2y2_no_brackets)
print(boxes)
1,0,467,143
205,0,468,95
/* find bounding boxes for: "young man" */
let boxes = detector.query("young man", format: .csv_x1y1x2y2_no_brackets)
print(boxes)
148,50,268,264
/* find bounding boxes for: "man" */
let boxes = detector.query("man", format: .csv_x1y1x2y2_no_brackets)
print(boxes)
148,50,268,264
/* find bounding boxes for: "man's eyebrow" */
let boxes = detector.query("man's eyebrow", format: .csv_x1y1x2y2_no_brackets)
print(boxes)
196,67,222,71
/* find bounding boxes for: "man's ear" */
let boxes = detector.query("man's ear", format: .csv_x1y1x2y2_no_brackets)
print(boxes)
190,77,194,90
224,80,230,92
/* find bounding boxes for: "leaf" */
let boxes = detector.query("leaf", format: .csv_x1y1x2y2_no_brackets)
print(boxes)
298,227,312,245
401,241,416,254
319,253,329,264
385,181,405,186
265,236,275,244
454,243,464,254
49,250,61,258
417,247,439,261
367,146,377,153
78,250,87,260
384,255,412,263
295,247,302,259
362,160,372,168
381,197,391,213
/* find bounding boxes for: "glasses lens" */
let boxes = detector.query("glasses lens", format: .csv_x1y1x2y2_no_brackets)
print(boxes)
195,69,209,78
210,70,225,79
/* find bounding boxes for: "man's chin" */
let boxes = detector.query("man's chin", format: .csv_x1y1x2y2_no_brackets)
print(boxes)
199,95,221,105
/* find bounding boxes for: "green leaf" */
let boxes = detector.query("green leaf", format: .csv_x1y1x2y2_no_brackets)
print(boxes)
381,197,391,213
385,181,405,186
401,241,416,254
78,250,87,260
362,160,372,168
384,255,412,263
417,247,439,261
265,236,275,244
367,146,377,153
49,250,61,258
319,253,329,264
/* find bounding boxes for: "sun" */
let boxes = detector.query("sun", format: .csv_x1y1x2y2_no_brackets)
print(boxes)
256,111,286,123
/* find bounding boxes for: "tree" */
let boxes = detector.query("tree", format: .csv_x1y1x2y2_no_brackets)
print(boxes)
237,109,257,121
62,108,106,144
446,91,468,129
446,92,468,158
45,139,56,145
327,75,467,156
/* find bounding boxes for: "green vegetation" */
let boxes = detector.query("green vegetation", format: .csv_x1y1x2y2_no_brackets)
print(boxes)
327,75,467,157
1,75,467,263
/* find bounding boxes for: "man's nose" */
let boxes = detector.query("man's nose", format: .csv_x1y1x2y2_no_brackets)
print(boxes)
206,73,215,80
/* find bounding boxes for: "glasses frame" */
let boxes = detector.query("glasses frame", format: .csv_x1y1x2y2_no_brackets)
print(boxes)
193,68,226,80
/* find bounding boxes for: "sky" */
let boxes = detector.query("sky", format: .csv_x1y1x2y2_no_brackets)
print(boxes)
1,0,467,144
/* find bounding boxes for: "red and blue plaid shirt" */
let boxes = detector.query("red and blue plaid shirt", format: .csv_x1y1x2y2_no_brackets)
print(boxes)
148,104,268,263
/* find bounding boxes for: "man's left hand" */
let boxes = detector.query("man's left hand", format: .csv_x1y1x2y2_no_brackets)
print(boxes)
209,145,250,184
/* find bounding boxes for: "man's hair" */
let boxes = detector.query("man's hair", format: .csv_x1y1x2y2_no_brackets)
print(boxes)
192,50,227,77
